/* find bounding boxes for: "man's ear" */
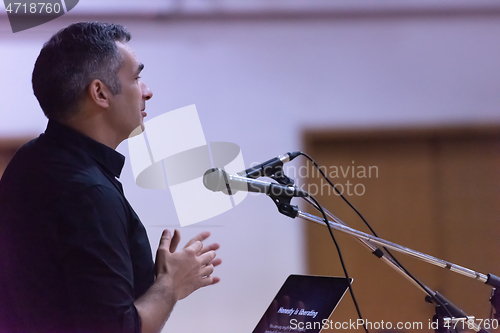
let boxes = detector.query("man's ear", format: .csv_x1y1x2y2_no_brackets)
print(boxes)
87,79,111,108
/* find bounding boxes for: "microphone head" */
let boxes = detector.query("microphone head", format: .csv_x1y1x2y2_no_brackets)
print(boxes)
203,168,228,192
203,167,308,198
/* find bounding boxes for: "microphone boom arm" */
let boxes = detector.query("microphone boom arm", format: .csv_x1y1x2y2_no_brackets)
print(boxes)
296,209,492,285
290,207,495,333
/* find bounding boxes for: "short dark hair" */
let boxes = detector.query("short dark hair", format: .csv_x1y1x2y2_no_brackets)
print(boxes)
32,22,131,120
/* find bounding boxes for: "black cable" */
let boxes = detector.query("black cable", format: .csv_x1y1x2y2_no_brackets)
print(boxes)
297,151,457,332
307,194,369,333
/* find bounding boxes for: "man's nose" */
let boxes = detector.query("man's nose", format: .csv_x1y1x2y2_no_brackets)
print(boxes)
142,82,153,100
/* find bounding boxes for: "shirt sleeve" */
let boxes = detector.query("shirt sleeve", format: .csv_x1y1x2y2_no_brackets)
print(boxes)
55,184,142,333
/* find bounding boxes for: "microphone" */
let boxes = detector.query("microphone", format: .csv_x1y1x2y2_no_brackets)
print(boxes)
203,168,309,198
237,151,301,179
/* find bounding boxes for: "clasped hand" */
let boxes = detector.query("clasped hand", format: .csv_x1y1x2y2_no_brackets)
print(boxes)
155,229,221,301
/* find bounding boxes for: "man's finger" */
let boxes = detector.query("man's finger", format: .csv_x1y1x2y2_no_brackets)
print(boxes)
199,250,216,266
211,258,222,267
200,276,215,288
156,229,173,275
169,229,181,253
200,264,214,278
184,231,211,249
159,229,172,249
185,240,204,255
199,242,220,255
201,257,221,268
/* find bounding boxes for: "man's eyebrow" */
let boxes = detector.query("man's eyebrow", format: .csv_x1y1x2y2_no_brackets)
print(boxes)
136,63,144,73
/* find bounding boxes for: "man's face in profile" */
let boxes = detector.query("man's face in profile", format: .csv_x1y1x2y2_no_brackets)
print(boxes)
109,42,153,139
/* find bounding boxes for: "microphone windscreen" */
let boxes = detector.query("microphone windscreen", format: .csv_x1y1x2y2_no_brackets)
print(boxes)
203,168,227,192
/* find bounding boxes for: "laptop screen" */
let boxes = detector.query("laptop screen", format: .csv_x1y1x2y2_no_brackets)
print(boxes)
253,275,351,333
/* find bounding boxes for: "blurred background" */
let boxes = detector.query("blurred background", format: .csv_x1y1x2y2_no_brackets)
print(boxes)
1,0,499,332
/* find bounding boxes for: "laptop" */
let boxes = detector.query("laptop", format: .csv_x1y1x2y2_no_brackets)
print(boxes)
253,275,351,333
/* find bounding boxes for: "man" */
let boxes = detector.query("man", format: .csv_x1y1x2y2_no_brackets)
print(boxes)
0,22,221,333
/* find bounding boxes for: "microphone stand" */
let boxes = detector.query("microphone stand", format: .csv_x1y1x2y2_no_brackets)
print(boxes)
267,173,498,333
491,288,500,320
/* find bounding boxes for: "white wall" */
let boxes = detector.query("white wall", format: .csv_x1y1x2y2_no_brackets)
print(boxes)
1,3,500,332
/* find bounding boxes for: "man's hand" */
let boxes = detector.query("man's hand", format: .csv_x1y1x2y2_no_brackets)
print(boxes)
155,229,221,300
134,229,221,333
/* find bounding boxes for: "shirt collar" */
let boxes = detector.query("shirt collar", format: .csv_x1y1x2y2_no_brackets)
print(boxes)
44,120,125,178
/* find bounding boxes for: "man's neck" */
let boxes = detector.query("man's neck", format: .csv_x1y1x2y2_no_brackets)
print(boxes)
59,115,123,150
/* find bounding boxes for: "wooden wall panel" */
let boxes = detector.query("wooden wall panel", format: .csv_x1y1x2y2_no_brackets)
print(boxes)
303,126,500,332
433,137,500,315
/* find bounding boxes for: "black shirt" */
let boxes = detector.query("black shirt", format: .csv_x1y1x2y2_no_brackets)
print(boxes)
0,120,155,333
